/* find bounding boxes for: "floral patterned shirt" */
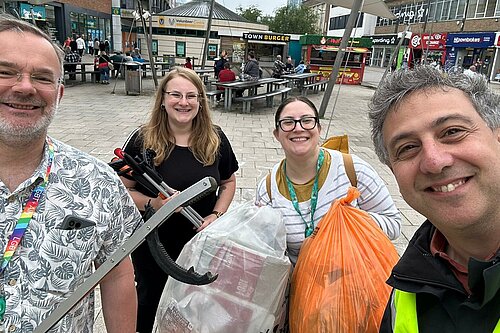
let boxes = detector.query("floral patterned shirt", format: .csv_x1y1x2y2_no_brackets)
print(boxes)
0,137,142,333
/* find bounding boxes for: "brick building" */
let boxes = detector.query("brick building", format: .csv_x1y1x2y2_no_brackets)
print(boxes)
372,0,500,80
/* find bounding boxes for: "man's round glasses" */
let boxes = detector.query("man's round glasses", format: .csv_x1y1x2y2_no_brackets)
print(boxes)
0,69,60,91
164,91,200,103
277,116,318,132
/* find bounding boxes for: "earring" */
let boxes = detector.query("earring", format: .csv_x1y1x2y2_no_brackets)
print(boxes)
160,104,165,111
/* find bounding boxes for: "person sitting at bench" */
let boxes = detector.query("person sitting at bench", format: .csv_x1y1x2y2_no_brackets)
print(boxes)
217,62,236,102
294,60,306,74
64,46,81,80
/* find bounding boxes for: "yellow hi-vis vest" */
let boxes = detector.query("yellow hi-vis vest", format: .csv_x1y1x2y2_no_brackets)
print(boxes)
393,290,500,333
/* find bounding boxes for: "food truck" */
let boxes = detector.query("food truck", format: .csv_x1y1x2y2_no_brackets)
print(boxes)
299,35,372,85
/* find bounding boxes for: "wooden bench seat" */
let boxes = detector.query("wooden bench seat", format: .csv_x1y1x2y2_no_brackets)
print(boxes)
234,87,293,112
302,79,329,96
234,93,268,112
64,70,101,83
205,90,224,107
265,87,292,107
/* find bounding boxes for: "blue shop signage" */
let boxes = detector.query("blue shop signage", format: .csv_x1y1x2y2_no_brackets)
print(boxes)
446,32,495,48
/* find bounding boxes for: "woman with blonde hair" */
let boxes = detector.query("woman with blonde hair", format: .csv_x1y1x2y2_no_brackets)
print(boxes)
120,67,239,332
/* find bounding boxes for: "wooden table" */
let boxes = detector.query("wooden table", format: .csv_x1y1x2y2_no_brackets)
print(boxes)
280,72,322,92
213,77,282,110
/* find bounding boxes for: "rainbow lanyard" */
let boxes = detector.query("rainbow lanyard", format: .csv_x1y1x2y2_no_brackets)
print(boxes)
0,138,54,274
284,149,325,238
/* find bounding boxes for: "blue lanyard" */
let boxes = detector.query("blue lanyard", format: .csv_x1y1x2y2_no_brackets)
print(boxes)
284,149,325,237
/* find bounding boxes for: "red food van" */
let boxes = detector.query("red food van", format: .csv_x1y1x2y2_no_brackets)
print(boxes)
299,35,372,85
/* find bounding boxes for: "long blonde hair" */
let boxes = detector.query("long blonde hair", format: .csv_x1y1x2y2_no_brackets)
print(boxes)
142,67,220,166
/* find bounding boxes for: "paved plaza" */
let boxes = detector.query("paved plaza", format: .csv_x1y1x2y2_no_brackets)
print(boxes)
48,67,499,331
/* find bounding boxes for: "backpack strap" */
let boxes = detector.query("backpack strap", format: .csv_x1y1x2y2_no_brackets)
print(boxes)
266,172,272,203
266,153,357,202
342,153,357,187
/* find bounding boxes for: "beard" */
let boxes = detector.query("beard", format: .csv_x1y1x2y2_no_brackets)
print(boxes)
0,91,59,144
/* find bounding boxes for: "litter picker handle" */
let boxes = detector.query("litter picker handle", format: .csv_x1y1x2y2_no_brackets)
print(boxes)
33,177,218,333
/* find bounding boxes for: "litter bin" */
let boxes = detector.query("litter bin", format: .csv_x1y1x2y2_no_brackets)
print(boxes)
124,62,142,95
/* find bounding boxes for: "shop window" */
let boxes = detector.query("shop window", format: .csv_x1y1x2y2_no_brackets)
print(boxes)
70,11,78,35
152,39,158,56
496,0,500,15
207,44,217,61
176,41,186,58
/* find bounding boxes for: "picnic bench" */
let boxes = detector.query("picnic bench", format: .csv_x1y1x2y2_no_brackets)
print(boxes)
302,79,329,96
205,90,224,107
235,87,292,112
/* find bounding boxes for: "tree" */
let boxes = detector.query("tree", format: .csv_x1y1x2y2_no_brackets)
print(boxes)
269,5,319,34
236,5,264,23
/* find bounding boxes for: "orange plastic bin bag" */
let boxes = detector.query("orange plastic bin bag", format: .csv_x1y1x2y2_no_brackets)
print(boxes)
289,187,399,333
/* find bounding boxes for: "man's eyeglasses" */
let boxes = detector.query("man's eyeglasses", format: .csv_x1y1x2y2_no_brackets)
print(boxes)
0,68,60,91
164,91,200,103
277,116,318,132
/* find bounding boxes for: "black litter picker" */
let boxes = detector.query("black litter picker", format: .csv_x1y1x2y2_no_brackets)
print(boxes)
33,149,218,333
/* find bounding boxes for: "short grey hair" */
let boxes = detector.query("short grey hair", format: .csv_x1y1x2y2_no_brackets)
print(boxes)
369,65,500,165
0,14,64,74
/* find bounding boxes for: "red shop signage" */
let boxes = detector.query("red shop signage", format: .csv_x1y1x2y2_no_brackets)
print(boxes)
410,33,447,50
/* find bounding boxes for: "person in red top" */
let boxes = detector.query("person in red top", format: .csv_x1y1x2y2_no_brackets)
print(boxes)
217,62,236,101
184,57,193,69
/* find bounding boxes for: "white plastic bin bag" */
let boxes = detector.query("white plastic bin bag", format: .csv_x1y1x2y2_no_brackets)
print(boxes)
153,202,291,333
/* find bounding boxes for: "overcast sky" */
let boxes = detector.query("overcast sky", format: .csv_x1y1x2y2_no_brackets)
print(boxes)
217,0,288,16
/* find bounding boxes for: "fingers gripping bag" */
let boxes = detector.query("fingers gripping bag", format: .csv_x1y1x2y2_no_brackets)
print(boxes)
289,187,399,333
153,202,292,333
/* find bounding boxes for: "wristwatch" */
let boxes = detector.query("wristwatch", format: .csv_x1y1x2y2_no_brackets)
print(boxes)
211,210,224,218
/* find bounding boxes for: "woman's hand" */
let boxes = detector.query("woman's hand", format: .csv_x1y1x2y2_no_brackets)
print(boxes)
196,213,218,232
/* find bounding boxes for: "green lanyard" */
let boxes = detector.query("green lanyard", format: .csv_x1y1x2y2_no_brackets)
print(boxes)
284,149,325,237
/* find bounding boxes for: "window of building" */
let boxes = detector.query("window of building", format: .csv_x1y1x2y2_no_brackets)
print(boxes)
485,0,497,16
457,0,467,18
176,41,185,57
475,0,487,16
329,13,363,30
466,0,477,17
449,0,459,19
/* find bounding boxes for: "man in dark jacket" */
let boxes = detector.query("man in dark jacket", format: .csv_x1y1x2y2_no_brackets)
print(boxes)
243,51,259,79
214,50,227,78
369,65,500,333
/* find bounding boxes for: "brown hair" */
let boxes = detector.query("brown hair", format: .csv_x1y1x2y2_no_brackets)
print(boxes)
142,67,220,166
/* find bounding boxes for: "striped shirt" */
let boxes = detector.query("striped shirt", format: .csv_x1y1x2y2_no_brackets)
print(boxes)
255,148,401,265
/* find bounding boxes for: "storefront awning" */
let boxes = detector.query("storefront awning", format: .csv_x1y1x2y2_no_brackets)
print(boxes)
304,0,396,19
313,45,370,53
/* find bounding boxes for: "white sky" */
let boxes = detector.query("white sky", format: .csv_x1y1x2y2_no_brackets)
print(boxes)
217,0,288,16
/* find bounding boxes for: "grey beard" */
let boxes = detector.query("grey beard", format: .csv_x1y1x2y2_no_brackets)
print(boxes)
0,103,57,145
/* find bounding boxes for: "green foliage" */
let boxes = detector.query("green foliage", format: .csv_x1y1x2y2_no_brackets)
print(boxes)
269,5,320,34
236,5,264,23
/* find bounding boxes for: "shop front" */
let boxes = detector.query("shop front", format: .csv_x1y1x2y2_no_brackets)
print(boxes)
408,32,447,67
241,32,291,75
368,34,400,68
300,35,371,85
445,32,496,77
